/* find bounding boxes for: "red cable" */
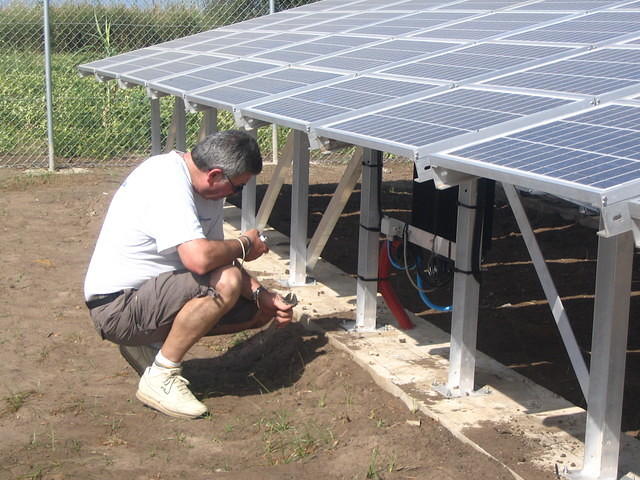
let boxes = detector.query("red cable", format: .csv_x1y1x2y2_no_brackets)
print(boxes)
378,240,414,330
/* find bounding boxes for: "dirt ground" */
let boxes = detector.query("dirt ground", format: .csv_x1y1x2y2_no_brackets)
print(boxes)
0,160,637,480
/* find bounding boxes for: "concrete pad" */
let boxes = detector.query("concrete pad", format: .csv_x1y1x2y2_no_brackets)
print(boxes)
223,204,640,480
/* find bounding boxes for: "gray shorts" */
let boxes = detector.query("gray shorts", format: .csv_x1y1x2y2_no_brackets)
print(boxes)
88,270,257,346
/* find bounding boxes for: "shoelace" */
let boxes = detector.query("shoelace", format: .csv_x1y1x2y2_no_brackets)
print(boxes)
162,371,192,395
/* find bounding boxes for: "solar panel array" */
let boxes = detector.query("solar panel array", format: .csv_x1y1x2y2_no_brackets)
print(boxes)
79,0,640,208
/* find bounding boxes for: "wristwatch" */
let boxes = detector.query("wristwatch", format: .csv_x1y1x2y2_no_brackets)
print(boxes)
252,285,268,308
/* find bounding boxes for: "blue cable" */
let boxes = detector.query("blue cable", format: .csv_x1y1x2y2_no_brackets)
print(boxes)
385,240,452,312
386,239,415,270
415,256,452,312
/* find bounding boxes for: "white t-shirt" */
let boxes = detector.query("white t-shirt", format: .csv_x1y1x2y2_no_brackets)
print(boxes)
84,151,223,300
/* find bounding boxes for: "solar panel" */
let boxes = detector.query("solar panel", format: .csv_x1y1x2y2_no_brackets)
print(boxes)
254,35,382,63
244,76,439,125
348,11,476,36
185,68,343,110
381,42,574,82
411,11,568,41
78,48,169,76
119,54,230,85
147,59,283,97
614,1,640,7
485,47,640,95
513,1,619,11
436,103,640,203
314,88,572,155
504,11,640,44
305,39,461,72
441,0,519,10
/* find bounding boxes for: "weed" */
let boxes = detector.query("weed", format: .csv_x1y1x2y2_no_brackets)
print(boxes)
22,465,46,480
366,448,382,480
37,346,50,364
3,389,36,415
261,411,292,433
66,438,82,454
317,392,327,408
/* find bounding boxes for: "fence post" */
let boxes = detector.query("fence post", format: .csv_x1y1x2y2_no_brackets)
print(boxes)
43,0,55,171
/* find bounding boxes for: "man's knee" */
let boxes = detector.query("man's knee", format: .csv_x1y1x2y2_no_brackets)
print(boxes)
209,264,242,304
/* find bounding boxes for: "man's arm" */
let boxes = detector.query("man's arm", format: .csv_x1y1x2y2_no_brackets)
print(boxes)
177,229,267,275
238,266,294,326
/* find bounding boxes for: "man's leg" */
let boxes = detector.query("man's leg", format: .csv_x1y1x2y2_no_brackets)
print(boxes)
136,265,242,418
160,264,242,362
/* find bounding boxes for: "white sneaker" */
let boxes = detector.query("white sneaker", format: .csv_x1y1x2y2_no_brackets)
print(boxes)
136,366,208,419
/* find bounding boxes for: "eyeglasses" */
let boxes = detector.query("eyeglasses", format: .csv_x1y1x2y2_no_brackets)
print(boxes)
224,174,244,194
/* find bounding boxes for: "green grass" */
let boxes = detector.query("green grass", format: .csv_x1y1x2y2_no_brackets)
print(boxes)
0,2,317,165
0,51,289,163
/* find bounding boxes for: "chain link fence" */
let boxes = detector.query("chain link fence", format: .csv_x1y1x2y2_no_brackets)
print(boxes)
0,0,332,169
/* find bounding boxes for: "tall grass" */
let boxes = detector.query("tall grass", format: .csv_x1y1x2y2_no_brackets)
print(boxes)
0,1,316,164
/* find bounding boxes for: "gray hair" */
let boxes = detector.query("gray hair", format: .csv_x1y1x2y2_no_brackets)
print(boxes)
190,130,262,177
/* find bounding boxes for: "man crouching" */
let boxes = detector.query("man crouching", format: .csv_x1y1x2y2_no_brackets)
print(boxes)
84,130,293,418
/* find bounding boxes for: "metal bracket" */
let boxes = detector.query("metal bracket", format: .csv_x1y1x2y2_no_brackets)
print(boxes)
233,113,269,131
380,216,456,260
432,382,492,398
146,88,168,100
627,198,640,249
184,100,205,113
598,202,632,240
431,166,477,190
117,79,134,90
312,136,352,153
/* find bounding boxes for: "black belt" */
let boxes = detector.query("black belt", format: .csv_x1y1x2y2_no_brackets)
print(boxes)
86,291,124,310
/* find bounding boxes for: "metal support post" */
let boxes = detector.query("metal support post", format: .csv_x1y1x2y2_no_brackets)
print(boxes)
439,180,481,396
504,183,589,399
175,98,186,152
150,98,161,155
568,230,633,480
199,108,217,141
288,130,310,286
355,149,382,331
43,0,55,171
241,128,258,232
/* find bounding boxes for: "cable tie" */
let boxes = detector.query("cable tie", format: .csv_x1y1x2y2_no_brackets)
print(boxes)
457,201,479,209
359,223,381,233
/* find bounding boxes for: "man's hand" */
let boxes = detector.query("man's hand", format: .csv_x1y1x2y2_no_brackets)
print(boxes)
257,290,294,327
242,229,269,262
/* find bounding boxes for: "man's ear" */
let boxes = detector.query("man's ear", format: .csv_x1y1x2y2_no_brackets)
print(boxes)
206,168,223,186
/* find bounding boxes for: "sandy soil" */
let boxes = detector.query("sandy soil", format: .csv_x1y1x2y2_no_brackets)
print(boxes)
0,161,636,479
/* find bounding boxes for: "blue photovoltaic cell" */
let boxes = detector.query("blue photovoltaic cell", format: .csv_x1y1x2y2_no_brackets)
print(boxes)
412,12,566,41
486,48,640,95
514,1,615,11
148,60,281,94
614,1,640,7
381,42,572,82
98,52,188,76
322,89,570,148
305,39,459,72
349,11,476,35
186,68,341,108
449,104,640,190
441,1,518,10
78,48,166,72
255,35,380,63
248,76,438,122
154,30,235,50
120,54,230,83
505,11,640,44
